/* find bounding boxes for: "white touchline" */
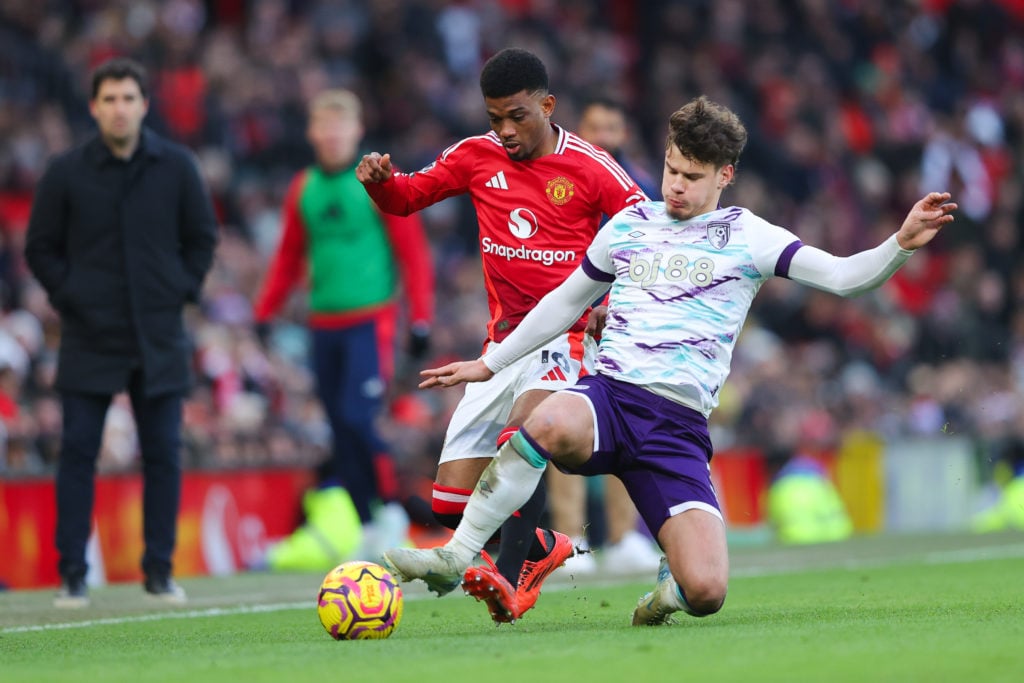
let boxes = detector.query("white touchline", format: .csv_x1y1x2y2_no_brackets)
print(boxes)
2,594,443,635
5,542,1023,635
3,602,309,634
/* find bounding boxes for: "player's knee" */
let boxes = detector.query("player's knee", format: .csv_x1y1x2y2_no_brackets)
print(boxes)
521,412,574,453
681,576,727,616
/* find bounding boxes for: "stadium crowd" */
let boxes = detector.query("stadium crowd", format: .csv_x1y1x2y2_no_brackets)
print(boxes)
1,0,1023,504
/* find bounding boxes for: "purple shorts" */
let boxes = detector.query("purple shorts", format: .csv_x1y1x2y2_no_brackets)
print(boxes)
559,374,722,538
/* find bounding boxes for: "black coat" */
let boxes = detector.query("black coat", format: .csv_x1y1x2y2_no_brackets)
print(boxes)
25,128,217,397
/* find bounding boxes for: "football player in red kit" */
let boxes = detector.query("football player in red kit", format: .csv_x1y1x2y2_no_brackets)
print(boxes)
357,47,645,623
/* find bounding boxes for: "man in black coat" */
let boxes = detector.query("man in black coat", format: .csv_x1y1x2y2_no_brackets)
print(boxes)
25,57,218,607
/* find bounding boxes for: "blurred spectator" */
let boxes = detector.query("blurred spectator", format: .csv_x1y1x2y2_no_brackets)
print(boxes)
768,452,854,545
973,437,1024,532
576,96,660,198
252,89,434,571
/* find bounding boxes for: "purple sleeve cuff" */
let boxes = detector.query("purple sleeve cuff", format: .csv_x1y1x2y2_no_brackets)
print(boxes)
581,255,615,283
774,240,804,278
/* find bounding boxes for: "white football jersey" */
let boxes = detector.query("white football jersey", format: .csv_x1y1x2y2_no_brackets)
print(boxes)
585,201,803,416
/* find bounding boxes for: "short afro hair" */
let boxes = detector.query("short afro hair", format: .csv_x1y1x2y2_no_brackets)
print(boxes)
480,47,549,99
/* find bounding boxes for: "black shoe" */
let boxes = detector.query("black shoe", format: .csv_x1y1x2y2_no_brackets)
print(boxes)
144,575,187,604
54,576,89,608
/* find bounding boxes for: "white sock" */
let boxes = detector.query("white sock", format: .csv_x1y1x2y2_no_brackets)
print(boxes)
445,439,546,565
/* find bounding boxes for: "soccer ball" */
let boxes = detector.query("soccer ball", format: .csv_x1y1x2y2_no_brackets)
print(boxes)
317,560,404,640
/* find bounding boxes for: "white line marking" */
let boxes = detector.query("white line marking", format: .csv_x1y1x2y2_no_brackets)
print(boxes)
6,542,1023,634
1,591,441,635
3,602,310,633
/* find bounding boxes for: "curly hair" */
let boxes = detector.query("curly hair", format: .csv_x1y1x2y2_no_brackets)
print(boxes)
667,96,747,169
479,47,549,99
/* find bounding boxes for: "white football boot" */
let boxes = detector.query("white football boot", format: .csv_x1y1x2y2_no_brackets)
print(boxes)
381,547,466,596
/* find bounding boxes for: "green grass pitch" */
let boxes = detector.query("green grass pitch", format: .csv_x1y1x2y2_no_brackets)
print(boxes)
2,531,1022,683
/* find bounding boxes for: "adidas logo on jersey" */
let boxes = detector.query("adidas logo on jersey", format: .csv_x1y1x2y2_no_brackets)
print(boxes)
485,171,509,190
540,366,568,382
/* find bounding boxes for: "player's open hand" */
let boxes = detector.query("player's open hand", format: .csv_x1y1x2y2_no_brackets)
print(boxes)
419,359,494,389
356,152,393,184
896,192,957,250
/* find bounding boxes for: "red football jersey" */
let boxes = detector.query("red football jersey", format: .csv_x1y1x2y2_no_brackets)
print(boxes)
365,125,647,342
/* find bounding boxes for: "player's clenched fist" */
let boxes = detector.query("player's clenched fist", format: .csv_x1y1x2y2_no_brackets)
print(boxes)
356,152,393,184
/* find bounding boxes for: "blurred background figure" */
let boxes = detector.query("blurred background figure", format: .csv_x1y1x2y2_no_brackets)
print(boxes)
768,454,854,545
253,89,435,571
973,437,1024,532
576,96,660,200
767,410,853,545
24,57,217,606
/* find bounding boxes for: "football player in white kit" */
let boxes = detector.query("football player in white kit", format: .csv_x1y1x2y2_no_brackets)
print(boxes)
384,96,957,625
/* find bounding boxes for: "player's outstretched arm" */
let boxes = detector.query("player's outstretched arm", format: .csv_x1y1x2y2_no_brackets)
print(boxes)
788,191,957,298
895,191,957,250
420,359,493,389
420,268,608,390
355,152,393,184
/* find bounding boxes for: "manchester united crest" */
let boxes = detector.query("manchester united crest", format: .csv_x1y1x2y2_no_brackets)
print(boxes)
545,176,575,206
707,221,731,250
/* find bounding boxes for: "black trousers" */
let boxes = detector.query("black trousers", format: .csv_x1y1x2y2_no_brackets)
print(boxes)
311,322,387,524
55,373,183,582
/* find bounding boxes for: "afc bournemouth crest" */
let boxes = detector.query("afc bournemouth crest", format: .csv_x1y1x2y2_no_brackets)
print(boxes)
545,176,575,205
707,221,731,250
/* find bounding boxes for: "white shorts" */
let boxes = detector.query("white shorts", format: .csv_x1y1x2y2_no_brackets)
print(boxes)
438,330,596,464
